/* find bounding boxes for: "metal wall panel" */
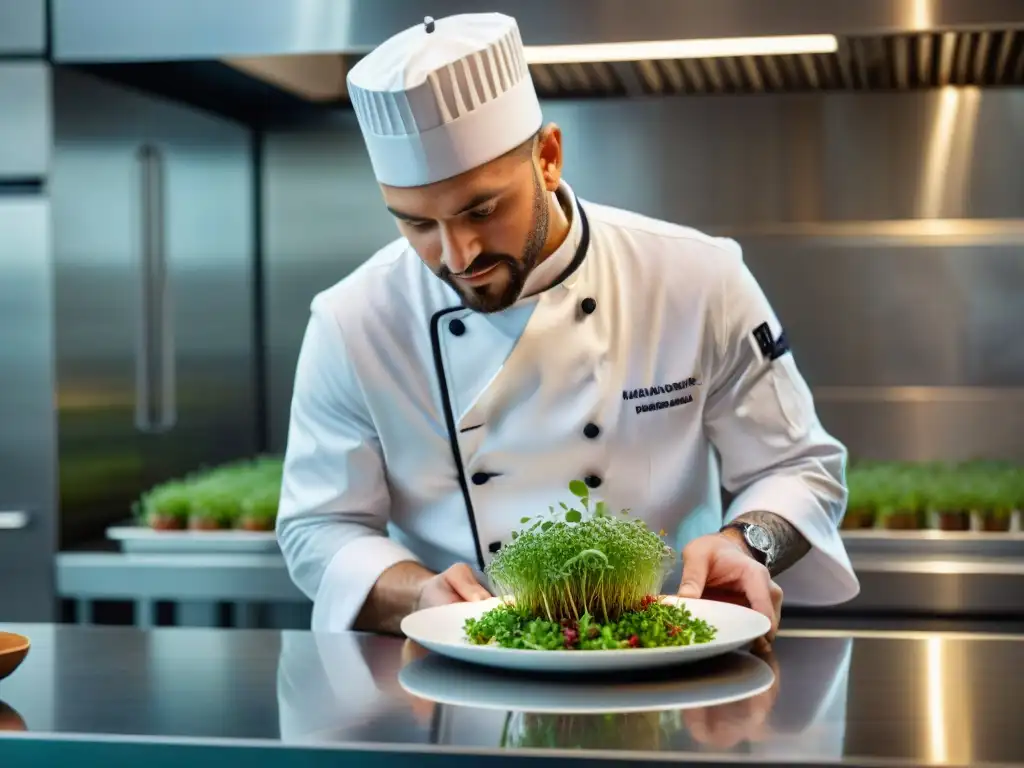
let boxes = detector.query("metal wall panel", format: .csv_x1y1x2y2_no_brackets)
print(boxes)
0,0,46,55
261,116,398,450
0,63,50,178
539,89,1024,225
261,90,1024,462
0,198,57,621
815,393,1024,462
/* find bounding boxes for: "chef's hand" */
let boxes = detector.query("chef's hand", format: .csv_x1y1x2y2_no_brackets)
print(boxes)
683,646,781,749
415,563,491,611
677,533,783,652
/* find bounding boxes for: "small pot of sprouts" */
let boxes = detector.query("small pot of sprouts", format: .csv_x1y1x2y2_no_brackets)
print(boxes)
464,482,718,651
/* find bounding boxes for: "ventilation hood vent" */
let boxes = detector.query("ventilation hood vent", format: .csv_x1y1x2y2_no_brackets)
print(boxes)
50,0,1024,125
525,30,1024,97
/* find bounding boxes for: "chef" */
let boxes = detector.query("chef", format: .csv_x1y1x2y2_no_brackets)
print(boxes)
276,11,859,645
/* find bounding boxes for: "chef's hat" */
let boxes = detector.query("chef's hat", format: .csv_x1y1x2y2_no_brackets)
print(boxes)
346,13,543,188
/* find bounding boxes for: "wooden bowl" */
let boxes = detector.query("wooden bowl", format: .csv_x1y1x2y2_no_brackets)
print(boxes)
0,701,27,731
0,632,29,681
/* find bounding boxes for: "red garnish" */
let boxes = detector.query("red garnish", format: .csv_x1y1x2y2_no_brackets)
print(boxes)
640,595,658,608
628,634,640,648
563,627,579,648
667,625,679,637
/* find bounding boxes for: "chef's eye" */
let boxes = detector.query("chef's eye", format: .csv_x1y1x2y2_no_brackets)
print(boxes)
405,219,434,229
469,204,496,220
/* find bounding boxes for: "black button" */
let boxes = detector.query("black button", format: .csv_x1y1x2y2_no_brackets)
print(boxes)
488,541,501,554
584,474,602,489
449,318,466,336
581,297,597,315
583,423,600,439
471,471,491,485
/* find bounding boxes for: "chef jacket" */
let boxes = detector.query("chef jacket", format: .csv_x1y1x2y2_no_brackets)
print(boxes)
276,180,860,632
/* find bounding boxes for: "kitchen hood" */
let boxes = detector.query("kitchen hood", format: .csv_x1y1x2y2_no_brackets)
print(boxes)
50,0,1024,124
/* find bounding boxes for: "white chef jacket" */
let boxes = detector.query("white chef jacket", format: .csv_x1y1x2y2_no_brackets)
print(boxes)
276,181,860,632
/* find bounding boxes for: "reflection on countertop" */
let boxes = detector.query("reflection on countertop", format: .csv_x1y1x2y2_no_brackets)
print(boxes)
0,701,27,732
278,629,846,758
0,623,1022,767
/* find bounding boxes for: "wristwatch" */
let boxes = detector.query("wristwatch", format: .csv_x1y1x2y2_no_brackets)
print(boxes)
722,522,775,569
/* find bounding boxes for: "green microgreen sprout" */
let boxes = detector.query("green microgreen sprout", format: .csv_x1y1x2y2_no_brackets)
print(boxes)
847,460,1023,522
131,455,284,530
485,481,675,625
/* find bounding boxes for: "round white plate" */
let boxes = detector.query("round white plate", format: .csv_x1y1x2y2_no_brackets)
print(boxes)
398,649,775,714
399,596,771,673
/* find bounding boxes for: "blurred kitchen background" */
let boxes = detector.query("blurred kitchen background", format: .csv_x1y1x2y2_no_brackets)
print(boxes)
2,0,1023,631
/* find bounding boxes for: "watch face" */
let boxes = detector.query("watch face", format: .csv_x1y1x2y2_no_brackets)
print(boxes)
746,525,772,553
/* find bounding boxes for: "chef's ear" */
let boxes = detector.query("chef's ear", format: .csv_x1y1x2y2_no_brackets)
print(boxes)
535,122,563,192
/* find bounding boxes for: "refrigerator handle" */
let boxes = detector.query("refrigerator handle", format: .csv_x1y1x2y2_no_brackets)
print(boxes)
0,511,29,530
135,144,176,433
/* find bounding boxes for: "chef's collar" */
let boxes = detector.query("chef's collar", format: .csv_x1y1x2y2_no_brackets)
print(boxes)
517,180,581,302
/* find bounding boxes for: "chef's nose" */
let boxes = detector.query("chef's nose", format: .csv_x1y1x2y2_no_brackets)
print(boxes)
440,223,481,275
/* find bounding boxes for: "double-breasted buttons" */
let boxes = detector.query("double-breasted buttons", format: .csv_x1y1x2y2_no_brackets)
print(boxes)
471,471,491,485
584,474,602,489
449,318,466,336
583,422,600,439
488,541,501,554
580,297,597,315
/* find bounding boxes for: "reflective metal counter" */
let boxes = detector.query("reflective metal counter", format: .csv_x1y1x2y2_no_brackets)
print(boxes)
0,624,1021,768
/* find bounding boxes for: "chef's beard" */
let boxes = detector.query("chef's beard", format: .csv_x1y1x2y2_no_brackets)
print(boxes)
438,169,551,314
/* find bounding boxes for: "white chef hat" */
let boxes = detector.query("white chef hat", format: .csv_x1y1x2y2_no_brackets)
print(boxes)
346,12,543,188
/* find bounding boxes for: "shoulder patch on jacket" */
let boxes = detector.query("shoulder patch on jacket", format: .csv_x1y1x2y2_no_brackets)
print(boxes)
752,322,790,361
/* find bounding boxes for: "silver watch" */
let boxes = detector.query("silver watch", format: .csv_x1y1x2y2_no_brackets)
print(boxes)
725,522,775,569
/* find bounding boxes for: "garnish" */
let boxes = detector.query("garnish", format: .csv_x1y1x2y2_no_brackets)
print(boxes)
463,482,717,650
464,596,716,650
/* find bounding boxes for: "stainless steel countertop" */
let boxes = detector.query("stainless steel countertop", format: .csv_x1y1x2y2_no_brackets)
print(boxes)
0,623,1021,768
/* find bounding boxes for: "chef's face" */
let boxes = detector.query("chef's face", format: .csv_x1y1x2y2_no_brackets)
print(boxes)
380,124,564,313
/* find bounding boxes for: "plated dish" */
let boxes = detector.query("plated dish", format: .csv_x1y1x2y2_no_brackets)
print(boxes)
401,482,771,672
402,596,769,673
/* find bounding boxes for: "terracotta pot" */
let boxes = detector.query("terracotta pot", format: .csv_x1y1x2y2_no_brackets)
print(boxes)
981,514,1012,532
148,514,186,530
882,512,920,530
935,511,970,532
238,516,274,532
841,509,875,530
188,516,226,531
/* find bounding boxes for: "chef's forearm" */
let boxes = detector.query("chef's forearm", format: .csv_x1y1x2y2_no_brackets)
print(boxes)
725,511,811,577
353,560,435,635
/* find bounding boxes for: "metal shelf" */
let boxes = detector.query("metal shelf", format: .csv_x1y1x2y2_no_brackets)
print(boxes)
54,528,1024,629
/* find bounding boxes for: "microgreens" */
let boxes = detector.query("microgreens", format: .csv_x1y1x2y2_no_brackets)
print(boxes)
132,455,284,527
847,460,1024,518
485,481,674,623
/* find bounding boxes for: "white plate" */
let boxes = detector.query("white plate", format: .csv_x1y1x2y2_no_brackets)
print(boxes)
400,596,771,673
398,649,775,714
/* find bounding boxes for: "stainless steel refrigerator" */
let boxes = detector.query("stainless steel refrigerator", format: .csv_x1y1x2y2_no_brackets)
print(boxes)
0,6,58,622
50,68,260,552
0,56,260,620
